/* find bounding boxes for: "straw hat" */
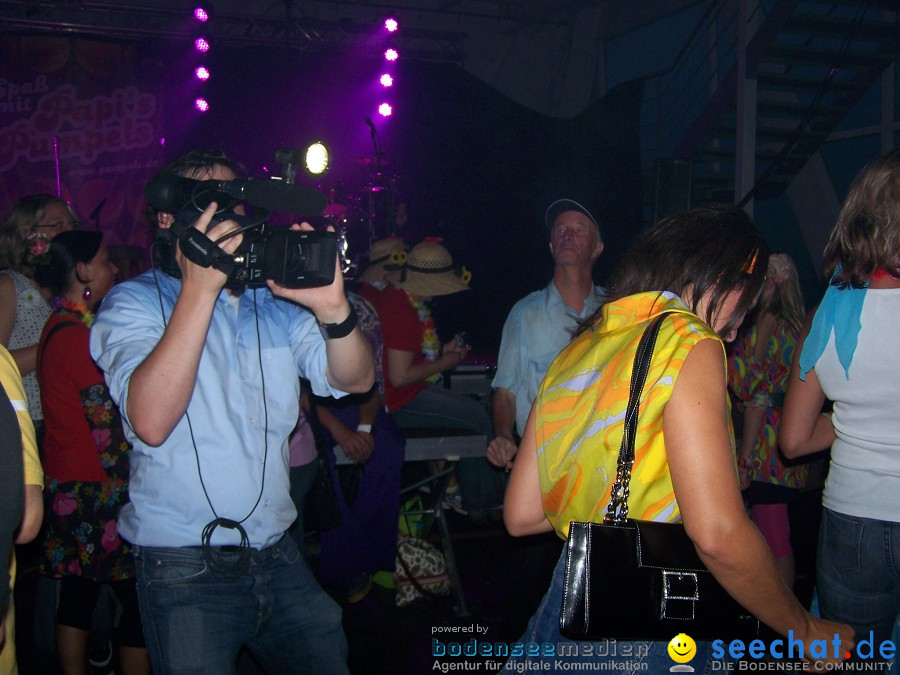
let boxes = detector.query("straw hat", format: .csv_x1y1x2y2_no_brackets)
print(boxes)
356,237,407,283
385,240,471,297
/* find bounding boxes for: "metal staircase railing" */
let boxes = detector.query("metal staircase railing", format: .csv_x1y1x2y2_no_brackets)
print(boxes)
643,0,898,220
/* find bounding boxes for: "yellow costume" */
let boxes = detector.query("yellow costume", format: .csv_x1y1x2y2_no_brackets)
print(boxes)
0,345,43,675
536,291,732,538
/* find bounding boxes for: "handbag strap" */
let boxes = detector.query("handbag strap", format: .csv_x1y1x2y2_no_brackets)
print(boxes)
604,311,673,524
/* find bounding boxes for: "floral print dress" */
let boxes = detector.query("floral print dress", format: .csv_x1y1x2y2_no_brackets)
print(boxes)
37,306,134,581
728,318,808,489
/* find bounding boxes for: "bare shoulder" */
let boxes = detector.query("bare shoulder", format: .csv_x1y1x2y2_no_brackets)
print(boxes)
675,337,727,392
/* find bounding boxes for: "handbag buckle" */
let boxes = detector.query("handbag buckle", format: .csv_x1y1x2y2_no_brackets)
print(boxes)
661,570,699,620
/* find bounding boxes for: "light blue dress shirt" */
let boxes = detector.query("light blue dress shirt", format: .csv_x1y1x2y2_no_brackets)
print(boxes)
491,281,604,437
90,270,345,549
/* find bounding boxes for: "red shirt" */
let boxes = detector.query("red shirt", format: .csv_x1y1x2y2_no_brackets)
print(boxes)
37,315,108,482
368,284,427,411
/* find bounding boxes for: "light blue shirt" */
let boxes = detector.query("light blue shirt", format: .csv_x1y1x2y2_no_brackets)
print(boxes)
491,281,604,436
90,270,345,549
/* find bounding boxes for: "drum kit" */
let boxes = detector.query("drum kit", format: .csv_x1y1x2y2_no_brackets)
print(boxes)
317,155,404,269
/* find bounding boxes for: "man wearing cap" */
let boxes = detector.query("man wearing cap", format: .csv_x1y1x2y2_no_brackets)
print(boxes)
487,198,605,470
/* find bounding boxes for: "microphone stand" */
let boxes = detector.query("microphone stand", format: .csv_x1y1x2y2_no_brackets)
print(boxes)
364,117,384,246
89,199,106,232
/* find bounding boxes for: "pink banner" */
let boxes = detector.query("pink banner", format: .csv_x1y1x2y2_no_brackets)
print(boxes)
0,36,165,251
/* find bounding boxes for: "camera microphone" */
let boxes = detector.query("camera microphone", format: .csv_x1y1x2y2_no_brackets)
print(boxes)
214,179,326,214
145,175,327,215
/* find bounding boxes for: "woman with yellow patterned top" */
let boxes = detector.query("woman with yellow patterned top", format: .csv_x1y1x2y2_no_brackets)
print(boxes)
502,205,853,672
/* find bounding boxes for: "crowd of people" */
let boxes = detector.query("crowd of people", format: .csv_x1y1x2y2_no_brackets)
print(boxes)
0,147,896,673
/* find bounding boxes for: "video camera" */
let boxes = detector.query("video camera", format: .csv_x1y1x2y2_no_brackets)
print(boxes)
145,174,337,289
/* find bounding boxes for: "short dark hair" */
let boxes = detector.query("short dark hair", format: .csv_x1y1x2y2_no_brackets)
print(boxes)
33,230,103,297
578,204,767,340
145,149,244,230
823,149,900,288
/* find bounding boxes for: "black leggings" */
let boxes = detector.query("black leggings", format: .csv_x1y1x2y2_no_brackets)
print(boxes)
57,576,145,648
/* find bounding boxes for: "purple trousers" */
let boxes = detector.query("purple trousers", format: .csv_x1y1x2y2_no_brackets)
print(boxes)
317,405,404,586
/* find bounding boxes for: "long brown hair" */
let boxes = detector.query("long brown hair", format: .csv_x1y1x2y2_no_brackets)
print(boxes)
577,204,767,339
0,194,76,275
763,253,805,333
823,149,900,288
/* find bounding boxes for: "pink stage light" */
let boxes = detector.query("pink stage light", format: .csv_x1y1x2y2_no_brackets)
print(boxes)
384,48,398,61
194,7,209,22
379,74,393,87
195,37,210,52
195,98,210,112
195,66,210,80
385,18,398,32
378,103,392,117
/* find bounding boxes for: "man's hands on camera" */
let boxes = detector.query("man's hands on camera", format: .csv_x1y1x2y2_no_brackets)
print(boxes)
267,222,349,323
177,201,243,295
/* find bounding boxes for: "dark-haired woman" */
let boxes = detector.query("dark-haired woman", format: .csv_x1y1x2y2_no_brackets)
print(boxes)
781,149,900,654
34,231,149,675
503,205,853,670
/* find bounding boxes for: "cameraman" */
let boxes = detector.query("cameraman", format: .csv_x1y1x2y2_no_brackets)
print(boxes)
90,150,373,673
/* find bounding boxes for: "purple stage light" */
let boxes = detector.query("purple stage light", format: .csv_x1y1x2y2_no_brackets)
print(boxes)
380,74,393,87
378,102,392,117
194,7,209,22
195,97,209,112
195,66,210,80
385,18,398,32
195,37,210,52
384,48,398,61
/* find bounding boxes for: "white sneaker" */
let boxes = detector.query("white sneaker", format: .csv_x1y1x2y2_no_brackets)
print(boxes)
442,492,468,515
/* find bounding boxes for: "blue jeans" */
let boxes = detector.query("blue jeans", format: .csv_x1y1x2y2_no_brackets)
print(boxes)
134,534,348,674
817,507,900,649
392,383,505,512
502,547,731,673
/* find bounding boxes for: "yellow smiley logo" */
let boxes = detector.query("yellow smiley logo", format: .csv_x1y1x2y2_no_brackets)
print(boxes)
667,633,697,663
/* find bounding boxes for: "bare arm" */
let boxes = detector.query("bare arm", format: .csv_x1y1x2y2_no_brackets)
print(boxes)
503,406,553,536
268,224,374,395
15,483,43,544
0,275,39,378
386,341,463,388
666,338,852,653
779,311,834,458
487,387,518,468
738,404,765,461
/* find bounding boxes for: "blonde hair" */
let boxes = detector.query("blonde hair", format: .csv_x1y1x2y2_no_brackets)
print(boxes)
0,194,76,275
823,149,900,288
765,253,805,333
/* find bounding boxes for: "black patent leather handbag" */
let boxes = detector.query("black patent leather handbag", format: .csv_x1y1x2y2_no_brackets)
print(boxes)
559,313,762,641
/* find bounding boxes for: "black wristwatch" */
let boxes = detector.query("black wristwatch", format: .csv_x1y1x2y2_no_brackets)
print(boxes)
318,304,358,340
